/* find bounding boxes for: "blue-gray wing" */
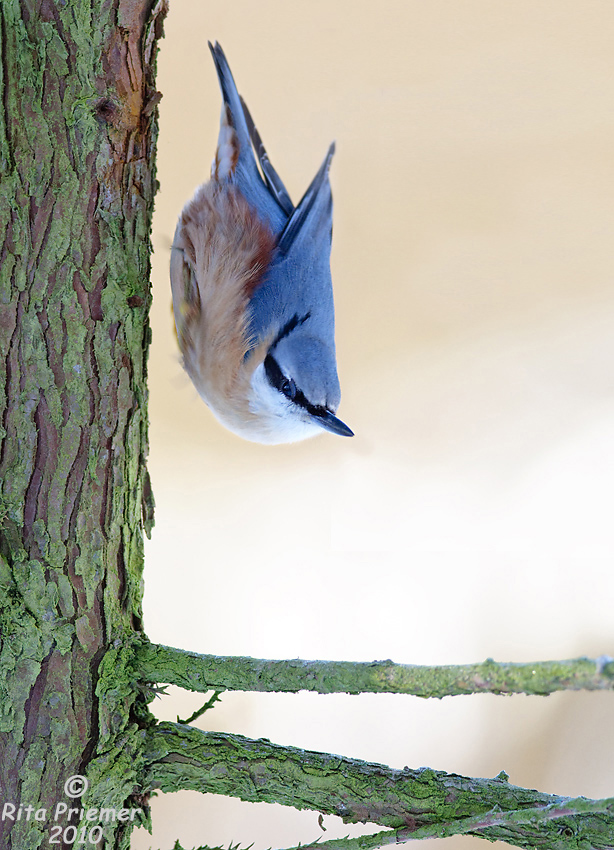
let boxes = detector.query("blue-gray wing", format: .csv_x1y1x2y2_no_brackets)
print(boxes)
209,42,289,233
247,144,337,353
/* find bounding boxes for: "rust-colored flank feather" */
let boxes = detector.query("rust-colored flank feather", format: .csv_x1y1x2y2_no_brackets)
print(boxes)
170,180,275,434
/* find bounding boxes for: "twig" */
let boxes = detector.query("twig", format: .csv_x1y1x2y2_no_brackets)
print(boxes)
177,690,224,725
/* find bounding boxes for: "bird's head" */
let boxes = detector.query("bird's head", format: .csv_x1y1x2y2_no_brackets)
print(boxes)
247,317,353,444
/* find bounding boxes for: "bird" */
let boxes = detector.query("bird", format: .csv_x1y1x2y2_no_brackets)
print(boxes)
170,41,353,444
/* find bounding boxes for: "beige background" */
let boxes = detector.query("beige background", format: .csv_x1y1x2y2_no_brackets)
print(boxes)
133,3,614,848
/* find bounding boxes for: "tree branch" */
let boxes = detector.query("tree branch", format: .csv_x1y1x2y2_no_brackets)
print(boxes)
143,722,614,849
286,795,614,850
135,641,614,698
279,792,614,850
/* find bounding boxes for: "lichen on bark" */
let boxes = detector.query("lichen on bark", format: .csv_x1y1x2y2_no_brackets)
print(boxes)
0,1,166,847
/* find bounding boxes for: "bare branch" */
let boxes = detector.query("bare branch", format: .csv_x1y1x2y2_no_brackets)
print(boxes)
143,723,614,849
135,641,614,698
284,795,614,850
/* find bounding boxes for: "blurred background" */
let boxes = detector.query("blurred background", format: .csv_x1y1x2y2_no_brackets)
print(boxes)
133,2,614,848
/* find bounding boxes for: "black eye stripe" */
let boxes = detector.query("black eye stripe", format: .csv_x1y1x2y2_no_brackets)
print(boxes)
263,354,327,418
263,353,285,390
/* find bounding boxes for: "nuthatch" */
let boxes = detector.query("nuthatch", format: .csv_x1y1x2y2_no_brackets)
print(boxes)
170,42,353,444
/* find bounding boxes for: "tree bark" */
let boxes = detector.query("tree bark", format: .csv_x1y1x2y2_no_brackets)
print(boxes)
0,1,164,847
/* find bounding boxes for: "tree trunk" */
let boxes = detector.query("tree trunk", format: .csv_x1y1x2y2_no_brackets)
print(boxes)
0,1,164,847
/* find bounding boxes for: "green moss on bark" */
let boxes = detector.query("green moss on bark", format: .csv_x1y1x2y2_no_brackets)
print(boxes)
0,1,166,847
136,641,614,698
144,723,614,850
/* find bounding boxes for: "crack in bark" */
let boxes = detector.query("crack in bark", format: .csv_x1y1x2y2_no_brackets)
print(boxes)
22,646,53,750
23,394,46,546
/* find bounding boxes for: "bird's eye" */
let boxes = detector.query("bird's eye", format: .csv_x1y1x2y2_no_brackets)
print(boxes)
264,355,299,402
280,378,297,400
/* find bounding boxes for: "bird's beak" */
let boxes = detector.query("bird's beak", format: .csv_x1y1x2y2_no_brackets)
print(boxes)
312,409,354,437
